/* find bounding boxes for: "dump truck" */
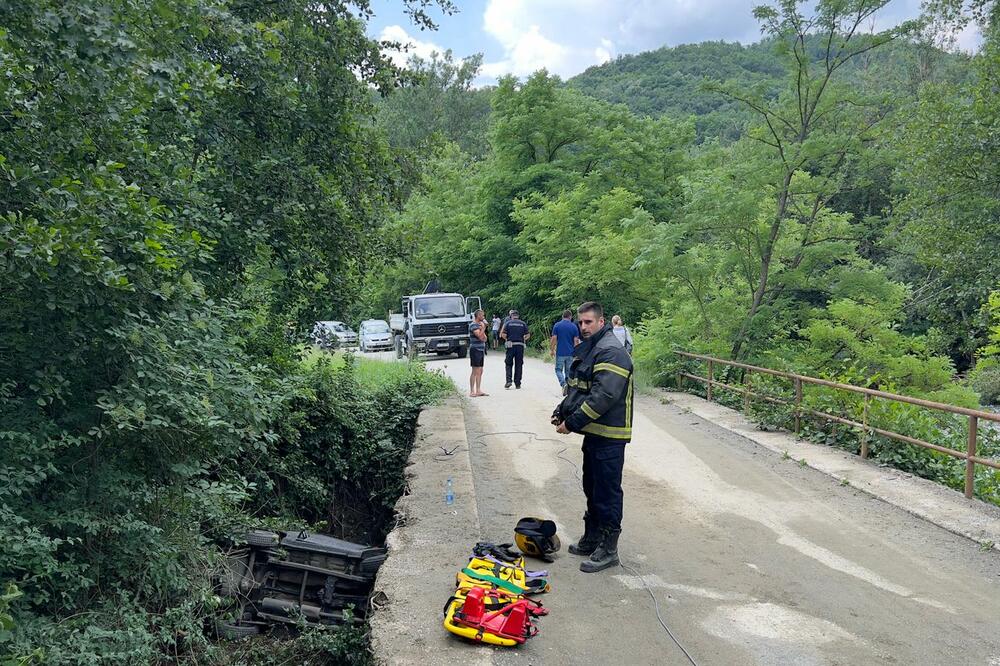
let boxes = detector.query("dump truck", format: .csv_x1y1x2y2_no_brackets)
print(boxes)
390,291,481,360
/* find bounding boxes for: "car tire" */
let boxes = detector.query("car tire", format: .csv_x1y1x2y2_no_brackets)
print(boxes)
216,620,260,640
246,530,280,548
457,347,468,358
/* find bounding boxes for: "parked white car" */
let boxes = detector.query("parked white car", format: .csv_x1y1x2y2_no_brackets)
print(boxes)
359,319,393,352
311,320,358,349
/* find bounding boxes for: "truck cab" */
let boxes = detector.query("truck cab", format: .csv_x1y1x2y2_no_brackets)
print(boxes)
390,292,481,360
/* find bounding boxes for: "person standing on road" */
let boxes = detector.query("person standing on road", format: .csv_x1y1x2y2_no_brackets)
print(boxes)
500,310,530,389
468,309,488,397
611,315,633,355
550,309,580,393
491,314,502,350
552,301,633,573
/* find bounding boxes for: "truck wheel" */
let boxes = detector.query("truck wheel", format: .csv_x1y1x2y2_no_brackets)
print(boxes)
246,530,280,548
216,620,260,640
394,336,403,359
456,347,468,358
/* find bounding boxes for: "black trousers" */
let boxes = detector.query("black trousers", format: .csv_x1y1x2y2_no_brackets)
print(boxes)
581,435,625,532
504,344,524,385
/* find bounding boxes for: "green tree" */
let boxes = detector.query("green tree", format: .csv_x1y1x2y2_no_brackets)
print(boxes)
707,0,918,360
0,0,452,659
370,71,693,334
890,5,1000,365
377,50,493,159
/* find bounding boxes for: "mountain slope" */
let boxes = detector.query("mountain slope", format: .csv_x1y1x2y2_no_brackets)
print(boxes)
569,38,972,142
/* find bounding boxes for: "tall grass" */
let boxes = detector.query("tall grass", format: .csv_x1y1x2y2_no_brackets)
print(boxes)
299,346,453,397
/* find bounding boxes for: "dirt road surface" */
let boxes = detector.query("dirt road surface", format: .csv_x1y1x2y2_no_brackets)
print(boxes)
378,349,1000,664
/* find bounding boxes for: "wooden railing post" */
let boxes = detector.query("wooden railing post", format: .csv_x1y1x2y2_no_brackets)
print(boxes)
794,377,802,436
860,394,871,459
743,370,752,415
966,415,978,499
707,360,714,402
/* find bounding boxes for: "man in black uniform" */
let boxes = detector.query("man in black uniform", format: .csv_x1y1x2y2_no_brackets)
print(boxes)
500,310,530,389
552,301,633,573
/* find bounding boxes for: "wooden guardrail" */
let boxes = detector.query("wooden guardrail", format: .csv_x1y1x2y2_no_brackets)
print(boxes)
674,351,1000,499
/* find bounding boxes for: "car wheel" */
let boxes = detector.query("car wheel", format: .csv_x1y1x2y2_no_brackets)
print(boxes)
216,620,260,640
246,529,280,548
456,347,468,358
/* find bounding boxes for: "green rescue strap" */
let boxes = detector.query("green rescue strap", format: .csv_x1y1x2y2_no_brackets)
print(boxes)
460,567,527,594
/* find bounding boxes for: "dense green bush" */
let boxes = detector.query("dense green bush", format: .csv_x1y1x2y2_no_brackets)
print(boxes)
971,363,1000,405
255,354,452,544
2,352,451,663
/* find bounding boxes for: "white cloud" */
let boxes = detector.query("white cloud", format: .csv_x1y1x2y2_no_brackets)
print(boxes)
479,0,763,81
953,22,983,52
476,0,933,83
481,0,625,78
378,25,448,68
480,24,575,78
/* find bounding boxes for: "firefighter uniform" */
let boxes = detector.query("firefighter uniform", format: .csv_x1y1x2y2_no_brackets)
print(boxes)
553,323,633,542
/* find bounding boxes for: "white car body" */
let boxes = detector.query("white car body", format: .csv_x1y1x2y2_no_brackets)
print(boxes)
359,319,393,352
312,320,358,348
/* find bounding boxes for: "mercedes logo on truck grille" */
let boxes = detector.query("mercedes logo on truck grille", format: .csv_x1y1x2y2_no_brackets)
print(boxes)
438,325,447,333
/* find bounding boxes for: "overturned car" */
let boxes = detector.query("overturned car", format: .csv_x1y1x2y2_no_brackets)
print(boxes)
215,528,387,638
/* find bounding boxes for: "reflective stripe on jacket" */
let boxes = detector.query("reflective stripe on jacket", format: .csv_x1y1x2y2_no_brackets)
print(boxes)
555,324,634,441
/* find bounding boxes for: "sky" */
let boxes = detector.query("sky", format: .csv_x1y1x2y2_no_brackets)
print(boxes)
366,0,982,85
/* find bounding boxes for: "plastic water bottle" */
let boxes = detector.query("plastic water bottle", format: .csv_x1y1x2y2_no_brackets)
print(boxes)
445,477,454,506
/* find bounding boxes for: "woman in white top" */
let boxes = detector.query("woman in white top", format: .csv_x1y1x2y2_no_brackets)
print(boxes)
611,315,633,355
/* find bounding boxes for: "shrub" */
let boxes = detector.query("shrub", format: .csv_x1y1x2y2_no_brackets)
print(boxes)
971,362,1000,406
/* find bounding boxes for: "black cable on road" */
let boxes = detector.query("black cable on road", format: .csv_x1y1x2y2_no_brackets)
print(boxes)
619,560,700,666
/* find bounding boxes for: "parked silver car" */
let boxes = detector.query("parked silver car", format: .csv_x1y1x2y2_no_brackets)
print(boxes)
311,320,358,349
359,319,393,352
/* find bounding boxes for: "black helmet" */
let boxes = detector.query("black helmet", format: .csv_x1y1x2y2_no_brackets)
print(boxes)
514,517,560,562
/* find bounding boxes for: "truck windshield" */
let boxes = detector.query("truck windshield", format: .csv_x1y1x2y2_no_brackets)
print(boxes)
414,296,465,319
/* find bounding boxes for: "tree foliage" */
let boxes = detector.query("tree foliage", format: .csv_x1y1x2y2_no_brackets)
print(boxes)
0,0,451,661
377,50,493,159
890,8,1000,364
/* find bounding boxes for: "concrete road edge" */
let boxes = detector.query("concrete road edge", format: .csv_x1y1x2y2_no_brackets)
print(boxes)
369,397,492,665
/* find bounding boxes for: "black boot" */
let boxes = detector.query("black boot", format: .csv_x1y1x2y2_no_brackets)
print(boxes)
567,513,600,556
580,528,620,573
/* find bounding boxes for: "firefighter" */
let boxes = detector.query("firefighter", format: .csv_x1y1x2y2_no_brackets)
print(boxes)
552,301,634,573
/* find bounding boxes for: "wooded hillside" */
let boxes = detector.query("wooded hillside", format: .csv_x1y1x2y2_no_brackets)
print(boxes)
568,36,973,141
